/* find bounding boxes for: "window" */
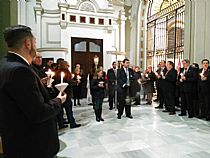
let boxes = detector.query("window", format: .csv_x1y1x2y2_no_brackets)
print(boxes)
80,16,86,23
109,19,112,25
89,17,95,24
98,18,104,25
89,42,100,52
62,14,65,20
74,41,87,52
70,15,76,22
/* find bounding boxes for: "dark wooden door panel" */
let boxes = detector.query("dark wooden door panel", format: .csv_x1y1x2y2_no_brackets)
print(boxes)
71,37,103,76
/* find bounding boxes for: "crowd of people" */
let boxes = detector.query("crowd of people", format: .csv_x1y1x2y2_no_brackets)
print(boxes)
0,25,210,158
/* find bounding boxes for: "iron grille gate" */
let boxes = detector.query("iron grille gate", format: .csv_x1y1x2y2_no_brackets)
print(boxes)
147,4,185,69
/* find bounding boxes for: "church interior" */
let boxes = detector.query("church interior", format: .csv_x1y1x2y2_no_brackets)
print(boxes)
1,0,210,157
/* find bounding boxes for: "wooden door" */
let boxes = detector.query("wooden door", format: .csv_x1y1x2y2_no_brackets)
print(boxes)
71,37,103,75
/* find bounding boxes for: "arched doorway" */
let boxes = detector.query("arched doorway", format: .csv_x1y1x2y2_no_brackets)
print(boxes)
146,0,185,69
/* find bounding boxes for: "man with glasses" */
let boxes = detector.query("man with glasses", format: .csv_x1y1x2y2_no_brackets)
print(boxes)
198,59,210,120
178,59,197,118
0,25,66,158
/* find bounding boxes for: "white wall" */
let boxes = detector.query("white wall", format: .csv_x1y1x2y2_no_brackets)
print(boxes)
42,0,59,10
184,0,210,66
19,0,127,70
41,15,61,48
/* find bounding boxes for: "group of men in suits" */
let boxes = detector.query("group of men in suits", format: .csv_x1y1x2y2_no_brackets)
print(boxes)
155,59,210,120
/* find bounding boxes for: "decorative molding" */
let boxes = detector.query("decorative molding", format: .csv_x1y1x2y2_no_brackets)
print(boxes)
68,22,108,29
60,21,68,29
43,9,60,14
37,48,68,53
58,2,69,9
46,22,61,44
80,2,95,12
148,0,185,23
67,0,114,14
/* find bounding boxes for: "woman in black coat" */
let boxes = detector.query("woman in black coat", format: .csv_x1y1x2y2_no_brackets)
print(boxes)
91,69,106,122
144,66,157,104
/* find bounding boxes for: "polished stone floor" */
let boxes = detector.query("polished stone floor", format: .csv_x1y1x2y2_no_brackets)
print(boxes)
57,99,210,158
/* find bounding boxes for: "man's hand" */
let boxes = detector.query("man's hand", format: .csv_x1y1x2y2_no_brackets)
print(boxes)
201,76,207,81
40,77,49,84
56,92,67,104
181,76,186,80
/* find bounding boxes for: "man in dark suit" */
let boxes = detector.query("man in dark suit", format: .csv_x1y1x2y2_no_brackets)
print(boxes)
198,59,210,120
162,61,177,115
155,60,167,109
117,58,135,119
107,61,117,110
0,25,66,158
178,59,197,118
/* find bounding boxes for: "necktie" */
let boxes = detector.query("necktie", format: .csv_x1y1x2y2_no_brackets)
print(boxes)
126,68,130,86
114,68,117,77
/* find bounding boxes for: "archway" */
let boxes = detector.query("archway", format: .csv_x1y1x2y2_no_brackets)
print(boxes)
140,0,185,69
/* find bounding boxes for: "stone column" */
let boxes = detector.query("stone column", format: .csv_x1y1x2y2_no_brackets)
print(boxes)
34,0,42,48
18,0,26,25
25,0,36,35
58,2,69,61
119,9,126,53
185,0,210,64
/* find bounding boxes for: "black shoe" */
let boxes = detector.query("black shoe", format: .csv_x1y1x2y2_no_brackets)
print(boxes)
188,115,194,118
133,102,140,105
153,99,159,102
59,124,68,130
96,118,100,122
63,120,69,124
70,124,81,128
109,107,113,110
169,112,176,115
126,115,133,119
88,103,93,105
197,115,205,119
117,115,121,119
100,118,104,121
178,113,186,116
155,106,163,109
162,110,169,112
78,103,81,106
206,117,210,121
146,102,151,105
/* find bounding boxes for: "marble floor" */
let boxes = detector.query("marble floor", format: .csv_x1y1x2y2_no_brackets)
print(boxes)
57,99,210,158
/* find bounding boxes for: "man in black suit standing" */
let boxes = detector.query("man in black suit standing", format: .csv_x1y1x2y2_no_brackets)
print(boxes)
162,61,177,115
178,59,197,118
0,25,66,158
198,59,210,120
117,58,135,119
107,61,117,110
155,60,167,109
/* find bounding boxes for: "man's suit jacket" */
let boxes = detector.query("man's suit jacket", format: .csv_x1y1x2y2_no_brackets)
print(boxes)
164,68,177,93
198,67,210,93
107,68,116,87
179,66,197,93
0,53,61,158
117,67,135,96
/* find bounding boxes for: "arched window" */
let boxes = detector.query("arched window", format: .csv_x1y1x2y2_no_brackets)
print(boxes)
146,0,185,69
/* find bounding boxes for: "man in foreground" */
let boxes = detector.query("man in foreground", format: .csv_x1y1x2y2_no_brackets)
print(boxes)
0,25,66,158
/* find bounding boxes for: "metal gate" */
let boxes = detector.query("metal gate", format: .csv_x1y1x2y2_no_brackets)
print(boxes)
147,2,185,69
